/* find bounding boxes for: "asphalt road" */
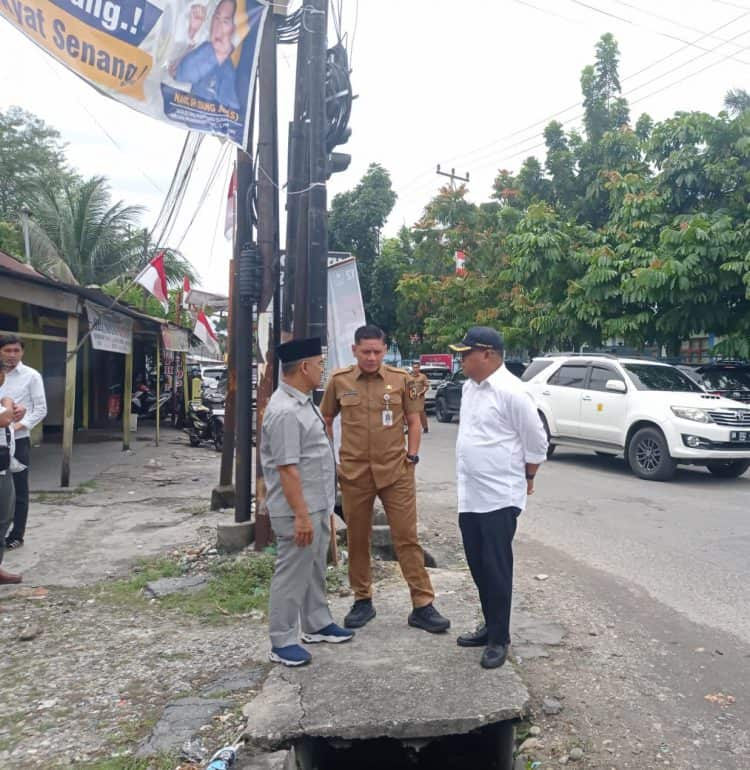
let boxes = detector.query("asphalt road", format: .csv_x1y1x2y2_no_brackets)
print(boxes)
417,418,750,646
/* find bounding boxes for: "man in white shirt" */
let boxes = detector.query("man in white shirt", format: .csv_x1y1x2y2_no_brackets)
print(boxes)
449,327,548,669
1,395,22,584
0,335,47,550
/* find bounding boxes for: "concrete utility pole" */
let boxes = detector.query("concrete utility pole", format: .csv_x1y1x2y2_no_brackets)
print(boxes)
436,164,470,190
253,11,281,550
233,144,259,525
305,0,329,347
284,6,311,336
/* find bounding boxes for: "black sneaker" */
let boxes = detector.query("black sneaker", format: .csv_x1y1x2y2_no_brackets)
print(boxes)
344,599,376,629
408,603,451,634
457,624,488,647
5,538,23,550
481,643,509,669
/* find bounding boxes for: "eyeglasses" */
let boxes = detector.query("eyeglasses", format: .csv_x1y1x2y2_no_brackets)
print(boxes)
460,348,481,360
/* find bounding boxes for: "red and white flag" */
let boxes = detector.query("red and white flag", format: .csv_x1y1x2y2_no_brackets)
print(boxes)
182,275,191,308
135,251,169,312
455,250,467,277
224,167,237,241
194,310,221,356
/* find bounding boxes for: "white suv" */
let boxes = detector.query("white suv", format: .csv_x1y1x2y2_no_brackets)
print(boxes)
524,355,750,481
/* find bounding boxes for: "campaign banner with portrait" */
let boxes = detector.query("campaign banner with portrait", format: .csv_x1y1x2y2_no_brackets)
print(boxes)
0,0,268,146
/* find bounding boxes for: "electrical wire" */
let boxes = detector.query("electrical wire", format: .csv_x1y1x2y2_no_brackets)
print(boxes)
37,54,165,196
396,8,750,199
568,0,750,63
175,142,233,250
151,133,204,247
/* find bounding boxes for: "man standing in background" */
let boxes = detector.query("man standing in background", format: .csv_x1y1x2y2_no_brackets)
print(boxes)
0,335,47,550
410,361,430,434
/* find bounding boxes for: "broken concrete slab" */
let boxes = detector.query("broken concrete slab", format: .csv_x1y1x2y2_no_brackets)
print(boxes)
137,696,230,756
143,575,208,598
243,570,528,750
201,666,268,696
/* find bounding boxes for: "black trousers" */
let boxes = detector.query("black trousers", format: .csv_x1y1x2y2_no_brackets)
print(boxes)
6,437,30,542
459,506,521,646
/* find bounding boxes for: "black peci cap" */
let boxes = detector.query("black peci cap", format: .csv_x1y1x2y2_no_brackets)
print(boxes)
449,326,504,353
276,337,322,363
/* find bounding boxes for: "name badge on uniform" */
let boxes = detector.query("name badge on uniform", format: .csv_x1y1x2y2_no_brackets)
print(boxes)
382,393,393,425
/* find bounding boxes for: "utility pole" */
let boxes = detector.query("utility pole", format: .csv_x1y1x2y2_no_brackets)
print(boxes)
305,0,328,346
436,164,470,190
284,5,311,337
254,11,280,550
234,138,259,524
212,258,237,509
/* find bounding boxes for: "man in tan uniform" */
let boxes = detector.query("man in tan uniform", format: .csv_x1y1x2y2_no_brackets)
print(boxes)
321,325,450,633
410,362,430,433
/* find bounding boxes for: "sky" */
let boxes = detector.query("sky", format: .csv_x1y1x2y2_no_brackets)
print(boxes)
1,0,749,295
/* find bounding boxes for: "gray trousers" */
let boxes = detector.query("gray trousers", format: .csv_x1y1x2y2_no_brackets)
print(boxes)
268,510,334,649
0,473,15,567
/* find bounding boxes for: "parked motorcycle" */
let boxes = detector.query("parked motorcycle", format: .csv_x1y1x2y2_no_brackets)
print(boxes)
185,390,225,452
132,383,171,420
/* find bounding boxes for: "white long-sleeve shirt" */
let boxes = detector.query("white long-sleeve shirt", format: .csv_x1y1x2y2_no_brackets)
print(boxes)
0,406,15,476
0,361,47,439
456,364,548,513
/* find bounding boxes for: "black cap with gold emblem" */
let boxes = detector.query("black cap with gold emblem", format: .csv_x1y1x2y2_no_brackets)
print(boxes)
276,337,322,363
449,326,504,353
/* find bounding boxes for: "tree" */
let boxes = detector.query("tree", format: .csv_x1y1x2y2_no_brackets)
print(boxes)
328,163,397,308
28,175,197,308
0,106,73,223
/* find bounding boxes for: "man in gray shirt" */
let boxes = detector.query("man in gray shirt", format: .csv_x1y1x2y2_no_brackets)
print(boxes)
261,337,353,667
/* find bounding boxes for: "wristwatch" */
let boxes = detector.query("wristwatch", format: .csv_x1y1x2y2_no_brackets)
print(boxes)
406,453,420,464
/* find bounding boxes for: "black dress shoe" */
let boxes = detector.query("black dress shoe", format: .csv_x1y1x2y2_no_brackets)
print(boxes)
344,599,376,628
408,603,451,633
481,643,509,669
457,625,488,647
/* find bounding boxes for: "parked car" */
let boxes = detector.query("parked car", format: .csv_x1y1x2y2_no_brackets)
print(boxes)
524,354,750,481
420,364,452,413
676,362,750,404
433,361,526,423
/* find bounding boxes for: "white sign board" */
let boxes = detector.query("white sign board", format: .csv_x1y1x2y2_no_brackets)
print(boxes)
327,258,366,372
85,301,133,354
327,258,366,462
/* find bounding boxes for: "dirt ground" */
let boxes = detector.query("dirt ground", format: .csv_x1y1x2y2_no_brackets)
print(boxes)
2,430,746,769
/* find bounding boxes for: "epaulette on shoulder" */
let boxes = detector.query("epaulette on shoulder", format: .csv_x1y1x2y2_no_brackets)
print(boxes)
385,365,410,376
330,365,355,377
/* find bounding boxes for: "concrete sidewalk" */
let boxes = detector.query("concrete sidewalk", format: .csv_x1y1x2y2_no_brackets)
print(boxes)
29,423,175,492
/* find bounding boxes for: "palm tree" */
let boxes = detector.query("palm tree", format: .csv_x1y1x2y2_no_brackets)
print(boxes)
28,175,144,285
724,89,750,117
27,175,198,291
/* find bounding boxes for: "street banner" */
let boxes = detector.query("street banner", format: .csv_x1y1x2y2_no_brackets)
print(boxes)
0,0,268,146
327,257,366,462
327,257,366,373
85,301,133,354
161,324,190,352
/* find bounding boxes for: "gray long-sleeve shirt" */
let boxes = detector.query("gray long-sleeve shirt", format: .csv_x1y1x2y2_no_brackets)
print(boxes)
260,381,336,517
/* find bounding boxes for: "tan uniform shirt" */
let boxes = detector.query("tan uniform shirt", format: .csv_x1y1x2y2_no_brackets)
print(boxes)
411,372,429,405
321,364,422,488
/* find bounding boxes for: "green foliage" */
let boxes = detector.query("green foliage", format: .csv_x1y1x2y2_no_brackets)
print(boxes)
329,163,397,310
0,106,73,222
0,220,23,257
28,175,145,285
356,33,750,359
